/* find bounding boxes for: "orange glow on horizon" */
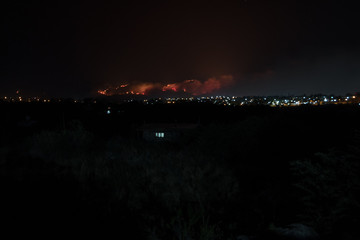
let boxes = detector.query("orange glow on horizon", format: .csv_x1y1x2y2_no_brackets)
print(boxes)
97,75,234,96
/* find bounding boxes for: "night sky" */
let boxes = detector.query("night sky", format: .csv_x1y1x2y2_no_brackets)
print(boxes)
3,0,360,97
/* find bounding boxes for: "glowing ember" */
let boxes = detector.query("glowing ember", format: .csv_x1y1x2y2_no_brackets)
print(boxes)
98,89,108,95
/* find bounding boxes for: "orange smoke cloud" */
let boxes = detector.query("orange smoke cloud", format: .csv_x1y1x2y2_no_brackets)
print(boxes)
163,75,234,95
135,83,162,94
98,75,234,96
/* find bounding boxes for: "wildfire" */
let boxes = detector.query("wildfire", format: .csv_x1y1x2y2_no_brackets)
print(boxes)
97,75,234,96
162,83,178,92
161,75,234,95
98,89,109,95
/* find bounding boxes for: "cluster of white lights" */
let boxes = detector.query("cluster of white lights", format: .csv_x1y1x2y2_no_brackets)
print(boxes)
155,132,164,138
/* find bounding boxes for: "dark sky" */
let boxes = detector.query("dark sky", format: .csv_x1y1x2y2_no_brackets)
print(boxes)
3,0,360,97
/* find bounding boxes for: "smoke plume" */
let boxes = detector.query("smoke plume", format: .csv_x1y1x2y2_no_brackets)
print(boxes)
98,75,234,96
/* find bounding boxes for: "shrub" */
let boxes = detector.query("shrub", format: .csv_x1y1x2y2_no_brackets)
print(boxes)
290,147,360,238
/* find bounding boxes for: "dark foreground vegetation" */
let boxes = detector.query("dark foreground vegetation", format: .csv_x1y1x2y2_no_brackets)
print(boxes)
1,101,360,239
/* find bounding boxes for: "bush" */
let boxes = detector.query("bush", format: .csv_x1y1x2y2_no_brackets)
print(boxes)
30,121,94,169
290,147,360,239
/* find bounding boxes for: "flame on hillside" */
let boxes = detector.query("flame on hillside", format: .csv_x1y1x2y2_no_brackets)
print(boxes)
97,75,234,96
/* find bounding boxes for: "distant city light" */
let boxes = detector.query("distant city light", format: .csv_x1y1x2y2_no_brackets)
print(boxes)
1,92,359,107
